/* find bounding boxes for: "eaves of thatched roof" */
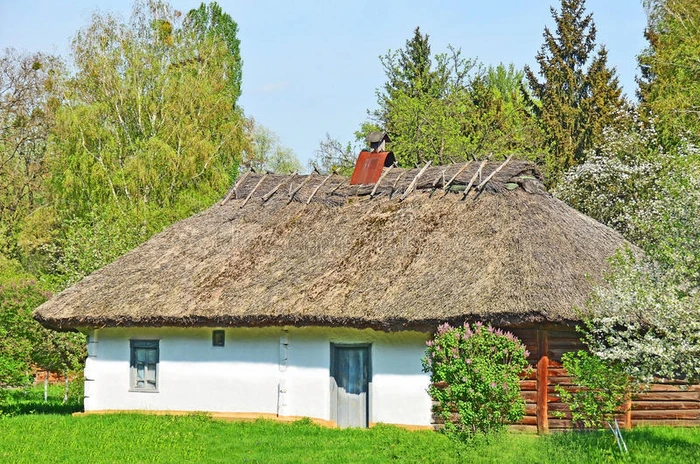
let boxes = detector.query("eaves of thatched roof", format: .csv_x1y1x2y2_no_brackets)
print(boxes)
34,160,629,331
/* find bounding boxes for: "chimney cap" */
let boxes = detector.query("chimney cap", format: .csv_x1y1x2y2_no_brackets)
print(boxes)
365,131,391,144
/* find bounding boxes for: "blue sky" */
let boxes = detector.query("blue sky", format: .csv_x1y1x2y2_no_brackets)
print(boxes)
0,1,647,169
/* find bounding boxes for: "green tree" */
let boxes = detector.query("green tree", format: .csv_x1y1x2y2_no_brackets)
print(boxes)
371,28,476,165
241,119,302,174
375,27,450,123
0,49,64,262
637,0,700,145
184,1,242,104
50,0,244,215
45,0,246,286
556,351,637,429
385,79,472,166
0,256,85,399
555,350,635,453
467,64,545,159
46,210,150,288
367,29,543,166
310,133,356,176
525,0,627,184
0,258,38,395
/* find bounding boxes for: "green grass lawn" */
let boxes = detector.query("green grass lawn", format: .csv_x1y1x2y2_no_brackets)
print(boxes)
0,413,699,463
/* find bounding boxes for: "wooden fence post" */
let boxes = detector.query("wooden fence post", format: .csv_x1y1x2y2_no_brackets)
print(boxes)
537,329,549,434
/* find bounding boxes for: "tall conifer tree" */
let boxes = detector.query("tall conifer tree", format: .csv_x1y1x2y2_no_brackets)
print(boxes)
525,0,626,184
375,27,448,129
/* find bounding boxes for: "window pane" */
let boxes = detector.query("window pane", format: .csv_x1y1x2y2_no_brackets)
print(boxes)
136,349,146,363
146,364,156,382
147,349,157,363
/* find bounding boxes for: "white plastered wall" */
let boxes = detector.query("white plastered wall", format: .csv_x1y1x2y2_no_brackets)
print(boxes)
84,326,432,427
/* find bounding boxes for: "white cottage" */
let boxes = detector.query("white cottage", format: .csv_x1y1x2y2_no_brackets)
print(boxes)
82,326,430,428
35,161,634,430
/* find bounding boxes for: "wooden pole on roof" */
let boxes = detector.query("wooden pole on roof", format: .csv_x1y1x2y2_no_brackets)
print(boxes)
388,171,406,199
461,160,487,200
431,170,444,188
428,169,447,197
288,174,314,204
240,174,268,208
370,164,395,198
306,171,335,204
442,161,471,195
220,171,250,206
329,179,347,194
476,155,513,190
261,171,297,203
400,160,432,201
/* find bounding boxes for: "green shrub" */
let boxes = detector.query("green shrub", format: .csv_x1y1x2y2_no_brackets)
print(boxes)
422,322,531,441
67,370,85,403
556,350,639,428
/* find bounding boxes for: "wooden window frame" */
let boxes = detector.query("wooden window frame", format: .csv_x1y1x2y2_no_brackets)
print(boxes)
212,330,225,347
130,340,159,392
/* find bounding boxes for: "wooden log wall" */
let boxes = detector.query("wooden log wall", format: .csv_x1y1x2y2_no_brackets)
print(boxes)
529,325,700,431
631,383,700,426
430,324,700,432
504,325,699,432
543,327,590,430
511,328,539,433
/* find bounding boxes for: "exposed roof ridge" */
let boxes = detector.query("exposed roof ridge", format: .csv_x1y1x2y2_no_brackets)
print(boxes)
224,159,545,208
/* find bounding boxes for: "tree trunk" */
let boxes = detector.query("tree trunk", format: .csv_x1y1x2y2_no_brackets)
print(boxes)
43,370,48,402
64,371,69,403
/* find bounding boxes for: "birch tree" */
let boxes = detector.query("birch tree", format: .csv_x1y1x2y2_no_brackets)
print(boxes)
50,0,245,216
46,0,246,285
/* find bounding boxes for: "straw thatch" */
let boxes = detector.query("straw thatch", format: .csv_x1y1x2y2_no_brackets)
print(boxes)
34,160,629,331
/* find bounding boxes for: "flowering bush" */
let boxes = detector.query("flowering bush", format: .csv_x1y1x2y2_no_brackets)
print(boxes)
580,144,700,384
422,322,531,440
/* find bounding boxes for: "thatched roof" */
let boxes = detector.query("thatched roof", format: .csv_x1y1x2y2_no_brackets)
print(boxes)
34,160,629,331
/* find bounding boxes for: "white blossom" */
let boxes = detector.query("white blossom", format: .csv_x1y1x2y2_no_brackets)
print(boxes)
559,114,700,383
